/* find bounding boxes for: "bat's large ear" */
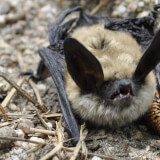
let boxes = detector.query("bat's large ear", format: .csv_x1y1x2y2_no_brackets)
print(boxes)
133,31,160,84
64,38,104,92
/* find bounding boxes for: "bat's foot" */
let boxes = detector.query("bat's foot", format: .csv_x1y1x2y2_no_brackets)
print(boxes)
20,70,42,82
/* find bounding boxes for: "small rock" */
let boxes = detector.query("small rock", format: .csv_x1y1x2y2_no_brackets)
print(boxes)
36,83,47,95
14,141,22,147
131,131,143,140
8,103,19,111
108,146,114,152
137,11,149,18
18,119,34,129
0,3,11,15
92,156,102,160
0,15,6,26
29,137,45,148
16,129,25,138
87,141,100,151
115,5,127,14
11,155,20,160
18,119,34,134
46,122,53,129
144,0,150,5
13,148,24,155
107,136,114,142
0,126,17,149
146,145,150,151
22,142,29,150
138,1,144,7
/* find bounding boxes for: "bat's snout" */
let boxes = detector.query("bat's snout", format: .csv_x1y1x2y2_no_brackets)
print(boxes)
110,79,134,102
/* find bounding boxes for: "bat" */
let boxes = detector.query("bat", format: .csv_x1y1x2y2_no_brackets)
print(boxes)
32,5,160,144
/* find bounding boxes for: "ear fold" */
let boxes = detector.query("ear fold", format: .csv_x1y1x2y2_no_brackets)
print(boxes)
133,30,160,84
64,38,104,92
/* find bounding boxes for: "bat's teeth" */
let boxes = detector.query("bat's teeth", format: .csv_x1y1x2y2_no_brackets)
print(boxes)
110,88,132,100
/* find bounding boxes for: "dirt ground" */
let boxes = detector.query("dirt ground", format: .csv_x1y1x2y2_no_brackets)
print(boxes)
0,0,160,159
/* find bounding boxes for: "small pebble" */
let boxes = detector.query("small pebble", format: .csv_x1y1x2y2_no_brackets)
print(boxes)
13,148,23,155
0,126,17,149
46,122,53,129
22,142,29,150
29,137,45,148
14,141,22,147
18,119,34,128
16,129,25,138
8,103,19,111
92,156,102,160
36,83,47,95
138,1,145,7
0,15,6,25
131,131,143,140
11,155,20,160
0,3,11,15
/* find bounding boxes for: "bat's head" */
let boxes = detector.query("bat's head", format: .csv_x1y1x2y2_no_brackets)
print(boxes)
63,25,160,127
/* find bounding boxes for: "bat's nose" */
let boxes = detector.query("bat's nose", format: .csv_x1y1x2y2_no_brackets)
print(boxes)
119,79,133,96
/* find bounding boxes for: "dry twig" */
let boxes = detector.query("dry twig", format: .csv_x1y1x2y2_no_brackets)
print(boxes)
0,73,47,112
56,121,64,143
28,79,44,105
36,112,50,130
0,120,19,128
26,144,44,154
70,124,88,160
25,127,56,135
0,136,47,145
63,147,118,160
90,0,110,15
1,78,24,108
0,103,8,121
40,143,63,160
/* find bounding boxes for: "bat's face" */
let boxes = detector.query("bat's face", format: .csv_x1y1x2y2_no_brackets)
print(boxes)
64,24,159,127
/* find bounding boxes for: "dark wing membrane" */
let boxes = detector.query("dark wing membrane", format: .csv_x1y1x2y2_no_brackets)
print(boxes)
39,46,79,145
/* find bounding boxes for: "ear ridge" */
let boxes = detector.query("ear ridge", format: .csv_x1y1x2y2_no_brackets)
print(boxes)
64,38,104,92
133,30,160,84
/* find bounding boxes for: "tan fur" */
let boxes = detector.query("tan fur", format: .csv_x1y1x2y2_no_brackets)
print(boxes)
65,24,156,127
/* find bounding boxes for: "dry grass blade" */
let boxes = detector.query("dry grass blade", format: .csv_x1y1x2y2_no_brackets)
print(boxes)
0,120,18,128
43,113,63,118
63,147,118,160
0,103,8,121
28,127,56,135
70,124,88,160
1,78,24,108
40,143,63,160
26,144,44,154
36,112,50,130
0,73,47,112
0,136,47,145
28,79,44,105
56,121,64,143
90,0,110,15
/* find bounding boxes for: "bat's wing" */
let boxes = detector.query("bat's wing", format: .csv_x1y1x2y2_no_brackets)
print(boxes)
105,4,160,50
38,7,83,145
39,47,80,145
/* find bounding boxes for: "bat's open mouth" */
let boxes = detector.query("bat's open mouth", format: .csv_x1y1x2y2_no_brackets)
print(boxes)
110,86,134,101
